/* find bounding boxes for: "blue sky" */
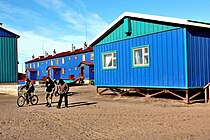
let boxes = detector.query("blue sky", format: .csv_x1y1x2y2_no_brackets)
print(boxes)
0,0,210,72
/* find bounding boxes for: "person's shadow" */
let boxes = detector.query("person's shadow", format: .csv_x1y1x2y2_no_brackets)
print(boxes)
31,92,97,108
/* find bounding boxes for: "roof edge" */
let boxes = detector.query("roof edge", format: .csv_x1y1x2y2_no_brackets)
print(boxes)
0,27,20,38
89,12,210,46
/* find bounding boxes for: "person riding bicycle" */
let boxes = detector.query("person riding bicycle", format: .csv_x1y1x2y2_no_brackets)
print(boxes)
19,78,35,104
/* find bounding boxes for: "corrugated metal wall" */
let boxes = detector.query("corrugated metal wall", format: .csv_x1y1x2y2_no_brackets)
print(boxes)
98,19,179,45
187,28,210,88
94,28,187,89
0,37,17,82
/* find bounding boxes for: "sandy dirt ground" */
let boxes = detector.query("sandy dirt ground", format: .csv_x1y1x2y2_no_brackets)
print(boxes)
1,85,210,140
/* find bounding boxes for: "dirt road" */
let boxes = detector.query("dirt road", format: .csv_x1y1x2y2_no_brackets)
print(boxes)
1,85,210,140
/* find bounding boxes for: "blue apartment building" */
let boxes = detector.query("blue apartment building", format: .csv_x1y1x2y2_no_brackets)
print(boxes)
25,47,94,83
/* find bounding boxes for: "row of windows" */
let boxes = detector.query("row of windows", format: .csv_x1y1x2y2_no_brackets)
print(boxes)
36,67,79,76
28,52,94,68
102,46,149,69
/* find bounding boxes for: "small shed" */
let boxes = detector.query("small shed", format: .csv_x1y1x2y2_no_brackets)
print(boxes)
0,24,19,96
90,12,210,103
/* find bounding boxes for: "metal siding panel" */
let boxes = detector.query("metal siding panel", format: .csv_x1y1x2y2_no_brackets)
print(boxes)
94,28,186,88
187,28,210,88
0,37,17,83
97,19,180,46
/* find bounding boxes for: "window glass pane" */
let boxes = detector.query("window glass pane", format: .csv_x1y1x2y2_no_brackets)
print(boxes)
144,47,148,53
82,54,85,61
144,55,148,64
113,52,116,58
113,59,116,67
134,49,143,64
104,54,112,67
90,53,94,60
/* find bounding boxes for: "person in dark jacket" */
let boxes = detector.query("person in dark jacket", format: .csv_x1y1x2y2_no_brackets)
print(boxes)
57,79,69,108
45,77,55,107
20,78,35,104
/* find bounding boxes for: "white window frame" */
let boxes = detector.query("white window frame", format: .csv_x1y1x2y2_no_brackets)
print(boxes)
102,51,117,69
37,62,39,67
132,46,149,67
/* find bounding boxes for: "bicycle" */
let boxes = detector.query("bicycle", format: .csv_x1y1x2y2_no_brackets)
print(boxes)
17,92,38,107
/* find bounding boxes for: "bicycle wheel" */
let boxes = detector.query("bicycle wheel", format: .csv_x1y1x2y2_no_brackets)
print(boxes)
30,95,38,105
17,96,25,107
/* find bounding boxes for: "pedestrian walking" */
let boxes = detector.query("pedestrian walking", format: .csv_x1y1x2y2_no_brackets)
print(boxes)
57,79,69,108
45,77,55,107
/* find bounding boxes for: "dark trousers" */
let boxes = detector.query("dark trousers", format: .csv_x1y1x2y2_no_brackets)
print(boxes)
25,92,32,104
57,92,68,107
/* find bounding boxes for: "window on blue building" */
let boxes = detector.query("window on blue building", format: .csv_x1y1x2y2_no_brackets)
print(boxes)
75,67,78,70
62,58,65,64
102,51,116,69
37,62,39,67
51,60,53,65
69,68,71,71
37,70,40,76
68,56,71,60
132,46,149,67
56,59,59,65
82,54,85,61
42,61,44,64
33,63,35,68
62,68,65,74
46,61,48,64
90,52,94,60
74,56,77,59
42,70,44,73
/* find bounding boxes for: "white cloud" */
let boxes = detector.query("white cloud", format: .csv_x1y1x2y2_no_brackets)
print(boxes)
10,28,85,73
1,0,109,73
35,0,108,41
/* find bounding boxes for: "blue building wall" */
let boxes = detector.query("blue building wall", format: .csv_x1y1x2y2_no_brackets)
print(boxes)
25,51,94,81
187,28,210,88
94,28,187,89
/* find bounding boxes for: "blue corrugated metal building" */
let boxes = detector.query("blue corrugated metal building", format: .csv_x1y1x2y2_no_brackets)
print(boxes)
90,12,210,101
25,47,94,83
0,24,20,83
